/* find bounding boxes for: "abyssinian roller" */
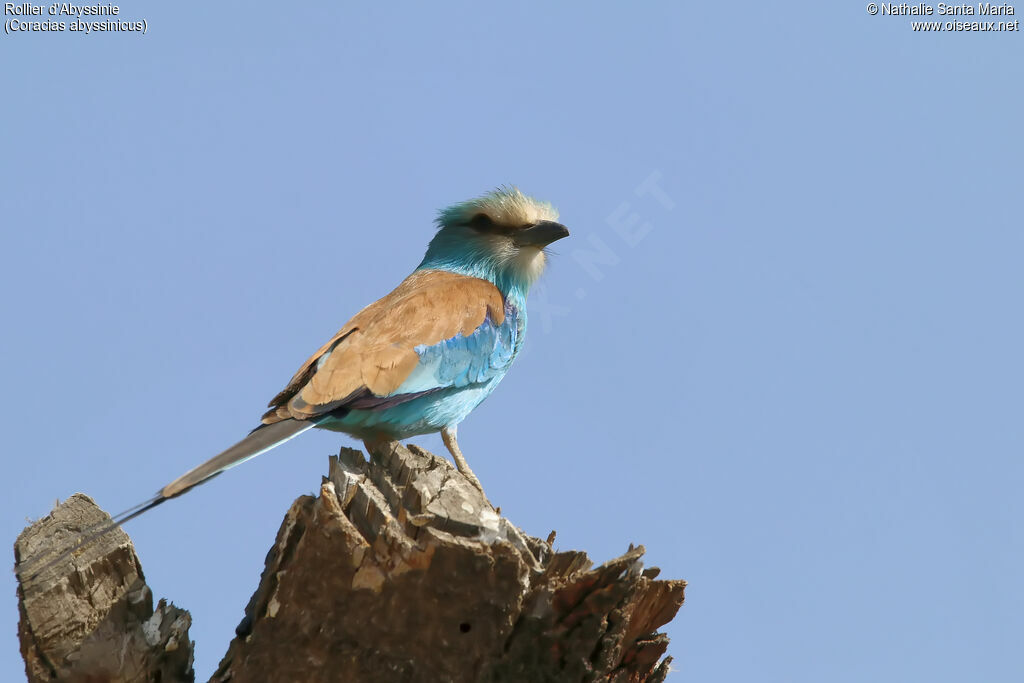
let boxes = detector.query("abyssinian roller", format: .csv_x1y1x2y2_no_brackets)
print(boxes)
118,187,568,526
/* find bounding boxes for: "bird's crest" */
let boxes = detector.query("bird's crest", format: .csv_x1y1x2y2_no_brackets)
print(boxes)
437,186,559,229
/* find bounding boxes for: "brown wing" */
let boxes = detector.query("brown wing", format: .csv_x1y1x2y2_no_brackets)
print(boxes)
261,269,506,424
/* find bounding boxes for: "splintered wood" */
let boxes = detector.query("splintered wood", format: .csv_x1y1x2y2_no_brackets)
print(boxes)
15,493,194,683
212,442,685,683
15,444,685,683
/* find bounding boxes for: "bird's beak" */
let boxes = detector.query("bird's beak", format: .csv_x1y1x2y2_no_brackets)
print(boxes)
514,220,570,248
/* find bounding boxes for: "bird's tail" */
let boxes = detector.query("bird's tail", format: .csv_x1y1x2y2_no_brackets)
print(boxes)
159,418,316,499
15,418,317,582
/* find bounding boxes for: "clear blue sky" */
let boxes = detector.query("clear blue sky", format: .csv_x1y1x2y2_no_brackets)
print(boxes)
3,2,1021,681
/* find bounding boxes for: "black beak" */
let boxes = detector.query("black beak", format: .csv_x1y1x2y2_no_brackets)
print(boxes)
513,220,570,248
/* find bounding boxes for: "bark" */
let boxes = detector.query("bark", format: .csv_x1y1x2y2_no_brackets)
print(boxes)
15,494,194,683
16,443,685,682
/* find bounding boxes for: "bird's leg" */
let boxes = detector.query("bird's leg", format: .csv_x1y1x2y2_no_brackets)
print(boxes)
362,433,395,462
441,426,485,494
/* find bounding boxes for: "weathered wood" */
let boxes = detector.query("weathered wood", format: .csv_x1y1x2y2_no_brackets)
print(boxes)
15,493,195,683
15,445,685,682
212,442,685,682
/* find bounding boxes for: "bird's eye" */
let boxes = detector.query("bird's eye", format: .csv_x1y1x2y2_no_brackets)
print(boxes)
468,213,494,231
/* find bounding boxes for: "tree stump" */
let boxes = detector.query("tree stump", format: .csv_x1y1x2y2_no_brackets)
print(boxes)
15,494,195,683
15,443,685,682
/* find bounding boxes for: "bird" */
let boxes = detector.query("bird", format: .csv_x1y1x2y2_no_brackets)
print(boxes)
122,186,568,525
15,187,568,581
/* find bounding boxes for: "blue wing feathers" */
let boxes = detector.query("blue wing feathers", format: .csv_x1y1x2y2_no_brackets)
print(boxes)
317,303,524,437
402,306,518,396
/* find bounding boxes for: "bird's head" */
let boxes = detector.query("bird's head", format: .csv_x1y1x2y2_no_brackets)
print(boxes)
419,187,570,294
